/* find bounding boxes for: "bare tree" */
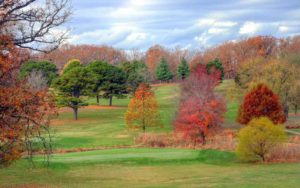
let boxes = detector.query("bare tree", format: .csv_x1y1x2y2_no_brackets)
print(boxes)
0,0,71,52
26,70,48,91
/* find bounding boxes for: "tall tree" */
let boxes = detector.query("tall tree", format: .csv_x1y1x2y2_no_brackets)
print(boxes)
175,64,226,145
237,84,286,125
177,57,190,80
145,45,169,80
52,66,96,120
156,58,173,82
235,58,300,117
125,83,161,132
20,60,58,85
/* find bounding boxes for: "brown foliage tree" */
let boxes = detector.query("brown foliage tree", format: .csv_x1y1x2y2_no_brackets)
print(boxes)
0,36,56,166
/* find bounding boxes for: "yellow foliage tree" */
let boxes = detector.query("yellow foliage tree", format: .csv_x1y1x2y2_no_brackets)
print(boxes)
236,58,300,116
236,117,287,162
125,83,161,132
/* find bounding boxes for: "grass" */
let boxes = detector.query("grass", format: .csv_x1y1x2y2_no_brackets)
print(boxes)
1,81,300,187
50,84,179,150
1,148,299,188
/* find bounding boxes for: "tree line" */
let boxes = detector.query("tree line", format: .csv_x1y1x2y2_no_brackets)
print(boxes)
39,35,300,80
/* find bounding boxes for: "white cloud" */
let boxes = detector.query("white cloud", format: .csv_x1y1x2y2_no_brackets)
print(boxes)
239,22,261,35
197,19,215,26
208,27,226,34
214,21,237,27
279,26,289,32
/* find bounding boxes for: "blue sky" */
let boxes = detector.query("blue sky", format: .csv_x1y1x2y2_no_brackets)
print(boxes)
65,0,300,50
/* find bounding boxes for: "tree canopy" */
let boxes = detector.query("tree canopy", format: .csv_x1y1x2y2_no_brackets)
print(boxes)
20,60,58,85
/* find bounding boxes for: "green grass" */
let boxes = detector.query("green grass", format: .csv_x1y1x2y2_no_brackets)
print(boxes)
50,84,179,150
1,82,300,187
1,148,299,188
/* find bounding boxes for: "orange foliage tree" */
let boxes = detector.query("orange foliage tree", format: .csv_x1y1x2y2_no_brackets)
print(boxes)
175,64,226,144
237,84,286,125
0,36,56,166
125,83,161,132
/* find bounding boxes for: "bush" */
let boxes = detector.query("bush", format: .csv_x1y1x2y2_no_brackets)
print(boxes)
236,117,287,162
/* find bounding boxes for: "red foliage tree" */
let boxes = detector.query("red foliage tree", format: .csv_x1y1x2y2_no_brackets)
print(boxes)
237,84,286,125
175,64,226,145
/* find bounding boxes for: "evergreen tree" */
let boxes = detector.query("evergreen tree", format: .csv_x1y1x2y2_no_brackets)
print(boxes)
120,61,151,93
156,58,173,82
177,57,190,80
52,66,96,120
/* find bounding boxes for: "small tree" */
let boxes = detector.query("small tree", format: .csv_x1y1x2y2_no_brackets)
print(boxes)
156,58,173,82
206,58,224,81
236,117,287,162
237,84,286,125
52,66,96,120
20,60,58,85
125,83,161,132
177,57,190,80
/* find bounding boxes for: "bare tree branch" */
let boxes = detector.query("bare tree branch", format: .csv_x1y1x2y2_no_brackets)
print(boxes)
0,0,71,52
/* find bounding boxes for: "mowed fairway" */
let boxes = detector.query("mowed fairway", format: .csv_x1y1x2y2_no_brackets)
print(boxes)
1,149,300,188
0,82,299,187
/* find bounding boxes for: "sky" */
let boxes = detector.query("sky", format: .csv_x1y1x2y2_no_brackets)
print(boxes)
65,0,300,50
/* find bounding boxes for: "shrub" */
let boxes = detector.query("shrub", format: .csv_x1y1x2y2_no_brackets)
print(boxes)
236,117,287,162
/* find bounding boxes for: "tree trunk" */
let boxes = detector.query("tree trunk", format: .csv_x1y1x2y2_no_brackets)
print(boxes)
96,95,100,105
201,133,206,146
73,108,78,120
109,95,113,106
284,104,289,118
295,104,298,115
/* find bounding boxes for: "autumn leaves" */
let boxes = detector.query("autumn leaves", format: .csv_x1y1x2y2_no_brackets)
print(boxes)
125,63,226,146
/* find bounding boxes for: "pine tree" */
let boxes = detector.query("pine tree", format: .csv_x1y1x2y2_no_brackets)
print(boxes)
156,58,173,82
177,57,190,80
